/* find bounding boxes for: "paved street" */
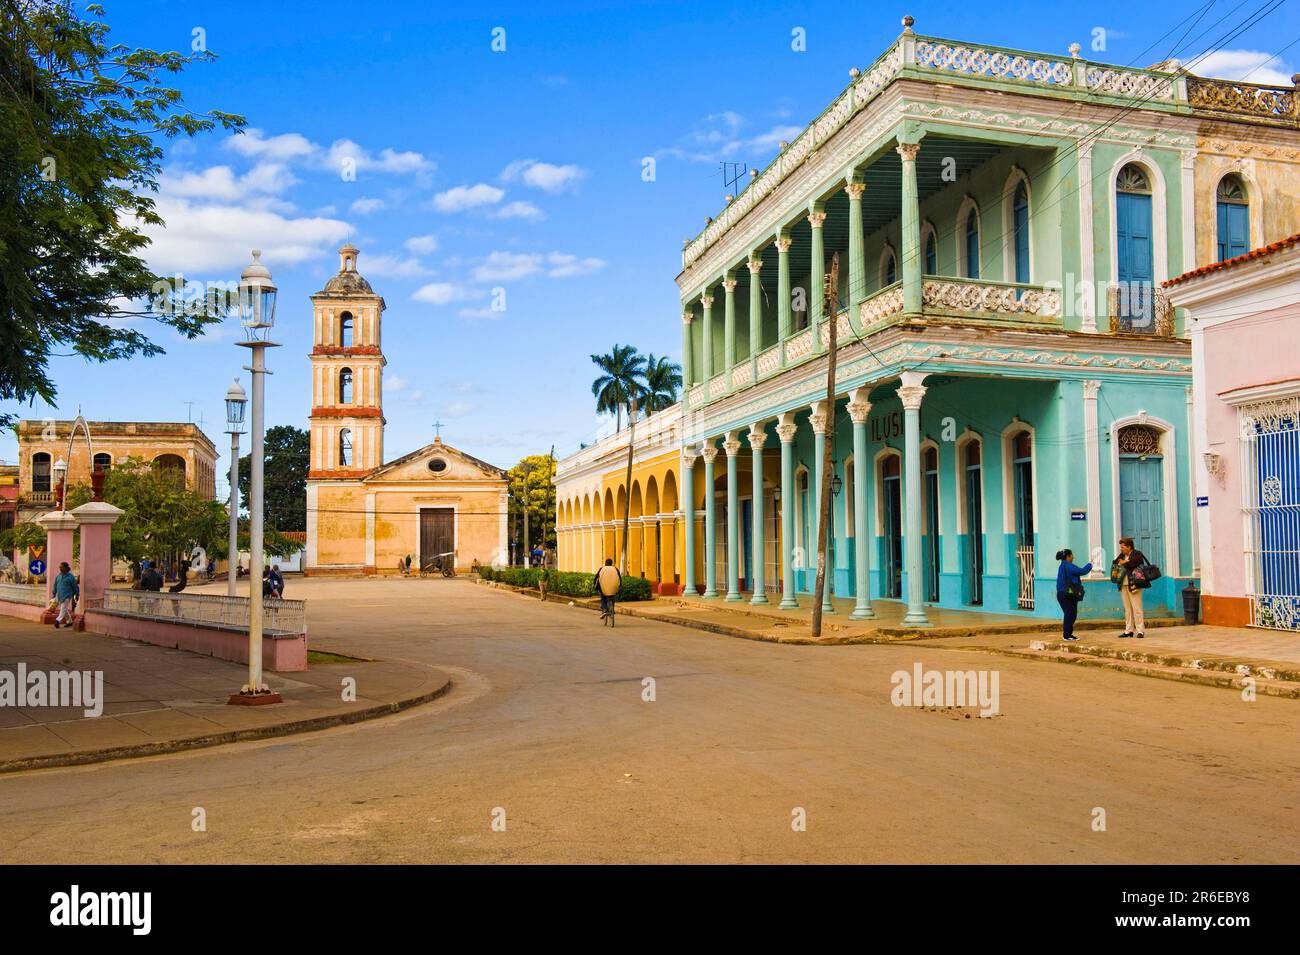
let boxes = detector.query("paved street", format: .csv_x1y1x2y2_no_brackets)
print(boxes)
0,577,1296,863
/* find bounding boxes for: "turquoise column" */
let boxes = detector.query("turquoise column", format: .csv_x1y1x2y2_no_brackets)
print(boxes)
749,422,768,605
747,254,763,380
899,372,931,626
722,273,737,391
778,413,798,608
701,445,719,598
681,449,697,595
723,431,742,601
680,308,694,390
898,142,923,318
846,177,865,327
808,206,827,353
811,400,833,613
849,389,875,619
701,291,715,384
776,232,792,367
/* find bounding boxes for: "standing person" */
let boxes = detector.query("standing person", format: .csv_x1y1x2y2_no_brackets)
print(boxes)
262,567,272,599
269,564,284,599
141,561,164,592
52,562,78,629
594,557,622,623
1055,548,1092,642
404,554,412,577
1112,537,1148,639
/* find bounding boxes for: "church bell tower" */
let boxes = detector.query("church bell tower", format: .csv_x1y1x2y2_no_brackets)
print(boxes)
308,244,386,477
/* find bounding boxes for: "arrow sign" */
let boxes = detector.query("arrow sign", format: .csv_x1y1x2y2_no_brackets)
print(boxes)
29,559,46,576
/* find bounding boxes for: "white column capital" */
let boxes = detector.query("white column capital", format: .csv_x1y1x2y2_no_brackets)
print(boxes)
721,431,742,457
747,256,763,274
1083,379,1101,400
775,236,793,254
700,294,714,308
807,211,827,229
681,447,698,469
897,370,928,410
723,278,738,293
809,399,830,435
848,386,873,423
896,142,921,162
681,309,693,325
700,445,719,464
844,180,866,201
748,422,767,448
776,410,798,444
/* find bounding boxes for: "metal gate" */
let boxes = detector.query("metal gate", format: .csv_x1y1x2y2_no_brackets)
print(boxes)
1016,546,1035,610
1241,396,1300,631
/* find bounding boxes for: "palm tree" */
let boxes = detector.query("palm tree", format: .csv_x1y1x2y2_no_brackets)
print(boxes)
591,345,647,573
590,344,641,433
641,354,682,416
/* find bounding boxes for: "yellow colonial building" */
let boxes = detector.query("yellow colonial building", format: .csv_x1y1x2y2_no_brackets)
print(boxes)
304,245,508,575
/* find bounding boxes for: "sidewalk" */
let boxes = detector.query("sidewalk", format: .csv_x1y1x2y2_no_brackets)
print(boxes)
0,616,450,773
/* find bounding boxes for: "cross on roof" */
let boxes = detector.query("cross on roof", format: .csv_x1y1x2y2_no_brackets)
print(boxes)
432,420,445,439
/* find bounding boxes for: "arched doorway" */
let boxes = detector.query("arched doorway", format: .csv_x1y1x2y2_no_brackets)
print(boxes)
880,452,903,599
923,445,940,602
1117,424,1165,561
961,438,984,605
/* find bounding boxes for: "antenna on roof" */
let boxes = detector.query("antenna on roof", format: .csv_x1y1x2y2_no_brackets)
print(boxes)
718,161,749,200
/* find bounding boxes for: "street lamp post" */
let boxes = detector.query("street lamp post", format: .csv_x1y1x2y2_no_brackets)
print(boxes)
230,250,282,706
224,378,248,598
52,456,68,510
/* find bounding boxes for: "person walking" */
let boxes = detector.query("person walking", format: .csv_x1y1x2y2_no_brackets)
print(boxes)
1112,536,1148,639
594,557,621,625
52,562,79,629
1054,548,1092,642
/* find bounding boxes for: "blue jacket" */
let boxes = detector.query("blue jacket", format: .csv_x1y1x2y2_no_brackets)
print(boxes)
1056,560,1092,594
53,572,79,602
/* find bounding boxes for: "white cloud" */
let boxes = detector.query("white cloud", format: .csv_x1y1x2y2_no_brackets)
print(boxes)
502,159,586,193
363,254,434,278
405,234,439,255
1192,49,1294,87
546,252,605,278
412,282,478,305
662,113,803,164
457,306,500,320
137,197,350,275
473,251,542,282
349,197,386,215
387,376,408,392
432,183,505,213
226,129,316,161
158,162,296,202
323,139,433,176
443,400,476,417
493,200,544,220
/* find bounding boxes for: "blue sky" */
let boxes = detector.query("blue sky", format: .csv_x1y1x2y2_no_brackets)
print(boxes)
3,0,1297,488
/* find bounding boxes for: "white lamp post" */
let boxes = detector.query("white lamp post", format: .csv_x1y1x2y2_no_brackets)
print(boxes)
231,249,282,705
224,377,248,598
52,456,68,510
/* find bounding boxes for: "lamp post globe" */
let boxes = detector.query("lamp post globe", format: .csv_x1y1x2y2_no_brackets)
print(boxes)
238,249,277,338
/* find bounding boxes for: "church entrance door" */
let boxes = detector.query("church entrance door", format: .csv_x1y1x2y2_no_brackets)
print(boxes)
420,508,455,570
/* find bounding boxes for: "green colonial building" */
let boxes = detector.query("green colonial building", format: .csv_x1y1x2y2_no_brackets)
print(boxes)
556,18,1300,623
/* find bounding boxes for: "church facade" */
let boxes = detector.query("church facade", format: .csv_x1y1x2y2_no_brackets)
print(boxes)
304,245,508,575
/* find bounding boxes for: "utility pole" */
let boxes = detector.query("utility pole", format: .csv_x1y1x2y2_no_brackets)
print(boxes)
811,252,840,639
547,444,556,563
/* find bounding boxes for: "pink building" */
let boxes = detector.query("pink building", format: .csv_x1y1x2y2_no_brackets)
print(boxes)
1166,235,1300,631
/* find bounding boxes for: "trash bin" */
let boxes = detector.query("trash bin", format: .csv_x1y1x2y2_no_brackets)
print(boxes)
1182,584,1201,625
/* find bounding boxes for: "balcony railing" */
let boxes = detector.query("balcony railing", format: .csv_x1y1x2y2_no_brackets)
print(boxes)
24,491,54,504
920,278,1062,320
1187,75,1298,122
1108,284,1175,336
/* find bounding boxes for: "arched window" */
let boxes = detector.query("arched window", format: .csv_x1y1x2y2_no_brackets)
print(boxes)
339,428,353,467
964,208,980,278
32,452,51,493
339,367,353,404
340,312,354,348
92,453,111,473
924,230,937,275
1216,175,1250,262
1115,163,1155,327
1012,180,1030,283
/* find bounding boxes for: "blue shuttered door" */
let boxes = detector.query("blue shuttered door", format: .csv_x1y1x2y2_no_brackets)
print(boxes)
1119,456,1164,562
1217,201,1250,262
883,474,902,598
1116,191,1154,324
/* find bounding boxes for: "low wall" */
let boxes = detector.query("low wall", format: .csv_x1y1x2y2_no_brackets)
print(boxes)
0,598,49,624
84,610,307,672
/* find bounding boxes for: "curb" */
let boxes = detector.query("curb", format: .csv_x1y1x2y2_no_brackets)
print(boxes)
0,670,453,775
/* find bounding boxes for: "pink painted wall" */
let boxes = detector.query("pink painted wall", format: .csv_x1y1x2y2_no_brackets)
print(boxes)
83,611,307,672
1203,302,1300,599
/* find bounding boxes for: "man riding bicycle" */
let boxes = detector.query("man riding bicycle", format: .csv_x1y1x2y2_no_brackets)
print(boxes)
594,558,621,624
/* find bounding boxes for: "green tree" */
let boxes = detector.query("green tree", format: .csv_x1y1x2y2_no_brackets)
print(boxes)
507,453,556,561
641,353,683,415
0,1,246,426
238,425,309,531
591,344,647,573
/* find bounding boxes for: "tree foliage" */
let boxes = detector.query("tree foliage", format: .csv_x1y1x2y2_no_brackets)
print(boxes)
507,453,556,554
0,1,246,425
237,425,309,531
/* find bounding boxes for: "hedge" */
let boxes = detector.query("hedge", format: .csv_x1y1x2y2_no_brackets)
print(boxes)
476,565,651,602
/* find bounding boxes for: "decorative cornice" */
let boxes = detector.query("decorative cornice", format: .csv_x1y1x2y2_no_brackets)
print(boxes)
311,406,383,418
308,468,376,480
311,345,381,357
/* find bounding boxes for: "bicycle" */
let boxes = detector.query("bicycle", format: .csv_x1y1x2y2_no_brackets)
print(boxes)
600,598,616,627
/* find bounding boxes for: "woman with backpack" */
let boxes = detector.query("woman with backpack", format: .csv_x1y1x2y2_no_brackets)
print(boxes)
1112,537,1148,639
1055,549,1092,641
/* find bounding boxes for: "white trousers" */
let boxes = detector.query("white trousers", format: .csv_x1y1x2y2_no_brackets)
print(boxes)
1121,585,1144,635
56,598,75,625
